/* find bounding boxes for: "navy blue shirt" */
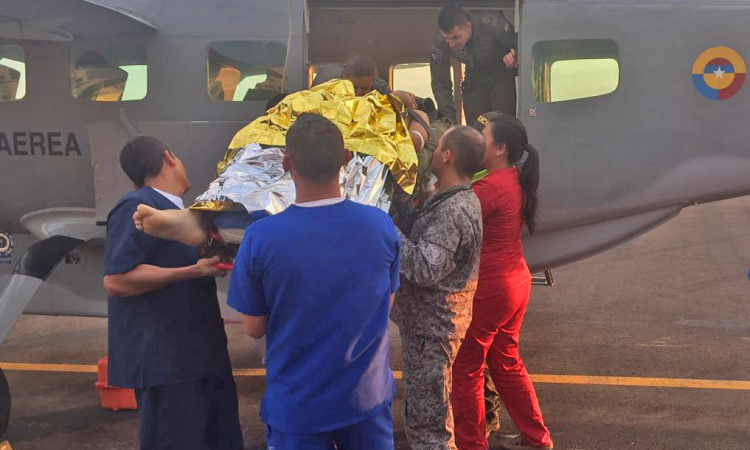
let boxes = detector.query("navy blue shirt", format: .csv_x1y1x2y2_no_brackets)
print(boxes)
228,199,400,433
104,187,232,388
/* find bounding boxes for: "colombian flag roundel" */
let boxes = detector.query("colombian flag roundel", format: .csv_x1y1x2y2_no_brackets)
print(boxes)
692,47,746,100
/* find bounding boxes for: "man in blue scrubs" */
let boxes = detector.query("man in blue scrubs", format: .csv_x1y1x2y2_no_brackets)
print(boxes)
103,136,244,450
227,113,401,450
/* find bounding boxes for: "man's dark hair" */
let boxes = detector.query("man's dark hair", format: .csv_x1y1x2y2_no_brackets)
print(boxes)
286,113,345,183
441,125,485,177
438,5,470,33
342,54,378,78
119,136,168,188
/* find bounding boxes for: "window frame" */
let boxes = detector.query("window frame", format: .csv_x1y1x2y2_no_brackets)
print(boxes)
205,39,288,103
531,39,621,104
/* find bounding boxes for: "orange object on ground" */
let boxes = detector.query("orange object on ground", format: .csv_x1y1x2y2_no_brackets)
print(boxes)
95,357,137,411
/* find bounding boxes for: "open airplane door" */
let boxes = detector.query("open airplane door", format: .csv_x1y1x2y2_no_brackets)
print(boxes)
517,0,750,272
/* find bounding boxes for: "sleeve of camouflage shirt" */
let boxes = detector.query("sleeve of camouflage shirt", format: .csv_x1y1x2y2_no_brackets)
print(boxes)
430,34,456,122
396,211,464,287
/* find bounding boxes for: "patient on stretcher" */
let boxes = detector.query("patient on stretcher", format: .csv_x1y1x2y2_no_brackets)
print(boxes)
133,80,425,257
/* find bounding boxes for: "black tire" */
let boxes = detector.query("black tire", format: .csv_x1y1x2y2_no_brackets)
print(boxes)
0,369,10,438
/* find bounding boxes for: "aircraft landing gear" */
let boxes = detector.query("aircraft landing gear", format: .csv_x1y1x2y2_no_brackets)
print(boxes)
0,369,10,437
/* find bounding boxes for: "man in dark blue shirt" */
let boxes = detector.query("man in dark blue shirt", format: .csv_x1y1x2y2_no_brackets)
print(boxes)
103,136,244,450
227,113,401,450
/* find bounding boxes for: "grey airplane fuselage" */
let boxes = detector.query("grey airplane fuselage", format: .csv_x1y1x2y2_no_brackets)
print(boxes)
1,0,750,319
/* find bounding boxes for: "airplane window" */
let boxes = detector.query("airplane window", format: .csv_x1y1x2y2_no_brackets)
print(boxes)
532,39,619,103
207,41,287,102
550,59,619,102
70,43,147,102
391,62,455,105
0,44,26,102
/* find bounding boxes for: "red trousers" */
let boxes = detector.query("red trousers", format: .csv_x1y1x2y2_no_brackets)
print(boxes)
451,277,551,450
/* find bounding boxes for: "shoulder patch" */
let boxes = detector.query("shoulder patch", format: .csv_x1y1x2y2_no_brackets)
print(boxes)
504,22,510,32
425,244,447,267
430,48,442,65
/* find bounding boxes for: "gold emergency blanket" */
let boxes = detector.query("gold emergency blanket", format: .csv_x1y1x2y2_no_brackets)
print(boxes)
192,79,416,212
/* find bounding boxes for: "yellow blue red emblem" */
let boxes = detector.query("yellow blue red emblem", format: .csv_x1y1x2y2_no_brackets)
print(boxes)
692,46,746,100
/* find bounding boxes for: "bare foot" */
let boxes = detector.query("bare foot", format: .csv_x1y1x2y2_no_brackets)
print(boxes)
133,204,208,247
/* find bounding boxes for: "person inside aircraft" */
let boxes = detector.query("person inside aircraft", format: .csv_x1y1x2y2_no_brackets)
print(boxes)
431,5,518,124
342,53,391,96
103,136,244,450
450,114,552,450
227,113,400,450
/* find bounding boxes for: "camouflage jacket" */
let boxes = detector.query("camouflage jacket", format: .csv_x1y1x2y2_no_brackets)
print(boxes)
430,10,518,120
391,184,483,340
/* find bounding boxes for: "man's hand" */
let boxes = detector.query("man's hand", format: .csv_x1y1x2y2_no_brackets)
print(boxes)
194,256,227,278
503,48,516,69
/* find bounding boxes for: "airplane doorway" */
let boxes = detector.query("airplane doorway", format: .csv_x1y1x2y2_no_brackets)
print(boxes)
307,2,517,125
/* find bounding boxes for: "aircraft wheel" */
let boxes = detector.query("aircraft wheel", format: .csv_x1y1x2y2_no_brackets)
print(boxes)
0,369,10,437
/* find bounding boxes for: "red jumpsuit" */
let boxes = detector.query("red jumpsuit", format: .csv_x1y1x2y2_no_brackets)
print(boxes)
451,168,552,449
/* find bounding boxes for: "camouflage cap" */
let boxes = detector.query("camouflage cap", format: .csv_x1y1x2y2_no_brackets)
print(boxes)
471,111,506,132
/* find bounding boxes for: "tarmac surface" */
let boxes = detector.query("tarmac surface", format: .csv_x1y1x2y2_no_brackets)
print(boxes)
1,197,749,450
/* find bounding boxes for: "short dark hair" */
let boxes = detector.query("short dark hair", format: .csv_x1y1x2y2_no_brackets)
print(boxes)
438,5,470,33
119,136,168,188
342,54,378,78
441,125,485,177
286,113,345,183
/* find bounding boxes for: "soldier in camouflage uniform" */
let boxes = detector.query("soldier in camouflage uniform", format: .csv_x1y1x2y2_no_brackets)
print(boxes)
391,126,485,450
430,5,518,125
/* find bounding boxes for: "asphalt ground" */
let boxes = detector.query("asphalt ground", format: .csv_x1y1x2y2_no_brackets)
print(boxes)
0,197,749,450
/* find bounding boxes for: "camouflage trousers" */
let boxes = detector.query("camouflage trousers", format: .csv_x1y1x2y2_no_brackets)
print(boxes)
484,369,502,436
401,331,463,450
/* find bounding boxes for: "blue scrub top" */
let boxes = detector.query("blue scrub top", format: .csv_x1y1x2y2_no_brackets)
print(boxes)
228,200,400,433
104,187,231,388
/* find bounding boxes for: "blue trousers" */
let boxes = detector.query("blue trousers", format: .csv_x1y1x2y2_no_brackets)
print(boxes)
134,375,244,450
265,403,394,450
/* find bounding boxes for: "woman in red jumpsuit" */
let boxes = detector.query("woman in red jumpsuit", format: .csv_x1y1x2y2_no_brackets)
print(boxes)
451,114,552,450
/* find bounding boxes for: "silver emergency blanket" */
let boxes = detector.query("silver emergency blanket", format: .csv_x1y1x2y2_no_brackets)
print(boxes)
192,143,391,215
